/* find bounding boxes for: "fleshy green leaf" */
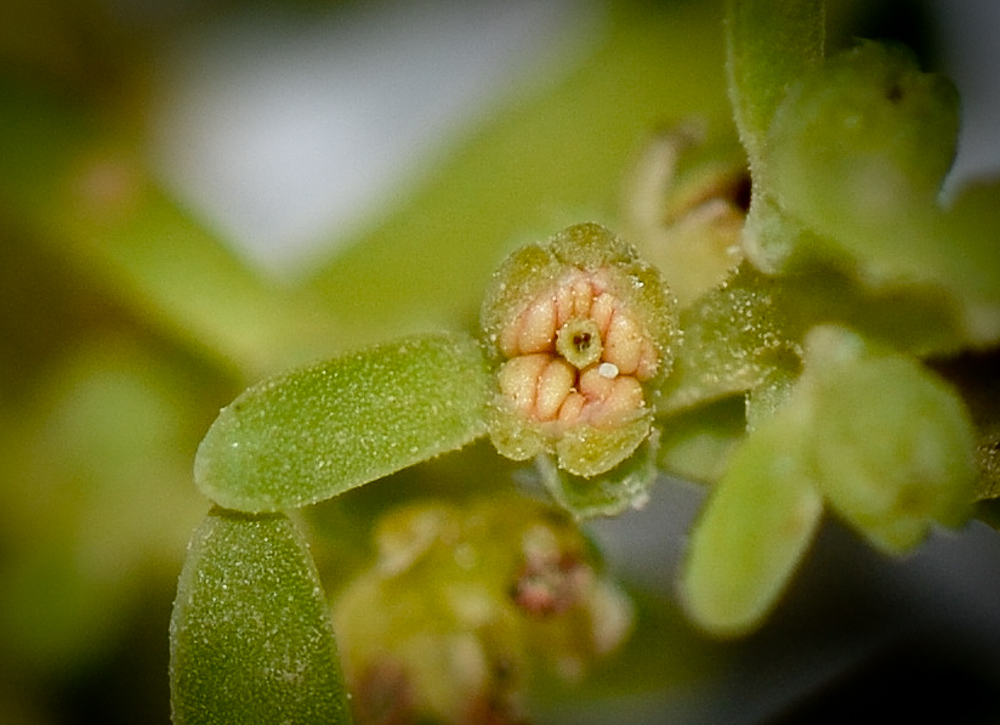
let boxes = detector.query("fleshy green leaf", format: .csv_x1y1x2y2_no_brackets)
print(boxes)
724,0,825,171
679,413,823,637
724,0,825,273
656,265,800,413
169,508,352,725
195,333,490,512
800,325,976,554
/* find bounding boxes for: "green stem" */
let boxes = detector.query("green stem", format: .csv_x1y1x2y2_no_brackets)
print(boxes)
724,0,825,175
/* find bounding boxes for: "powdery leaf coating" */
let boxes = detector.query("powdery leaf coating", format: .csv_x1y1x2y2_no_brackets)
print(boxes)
657,265,800,414
169,509,352,725
725,0,825,173
481,223,678,477
195,333,490,512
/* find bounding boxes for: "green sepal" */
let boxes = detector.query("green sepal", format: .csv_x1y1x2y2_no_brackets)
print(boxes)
554,411,654,479
195,333,490,512
488,404,654,480
169,508,353,725
539,430,660,519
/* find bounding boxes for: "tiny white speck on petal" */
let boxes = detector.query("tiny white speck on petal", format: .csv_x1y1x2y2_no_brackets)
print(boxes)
598,362,619,379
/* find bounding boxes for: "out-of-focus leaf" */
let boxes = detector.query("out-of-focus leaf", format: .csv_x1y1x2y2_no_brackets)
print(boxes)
195,333,490,512
0,336,207,674
724,0,825,171
656,395,746,484
678,412,823,637
801,325,976,554
170,508,352,725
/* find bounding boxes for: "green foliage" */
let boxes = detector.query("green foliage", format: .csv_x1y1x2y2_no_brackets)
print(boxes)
680,324,977,633
800,326,975,553
170,508,352,725
181,0,997,712
724,0,825,170
679,414,823,637
195,333,490,512
673,0,995,635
